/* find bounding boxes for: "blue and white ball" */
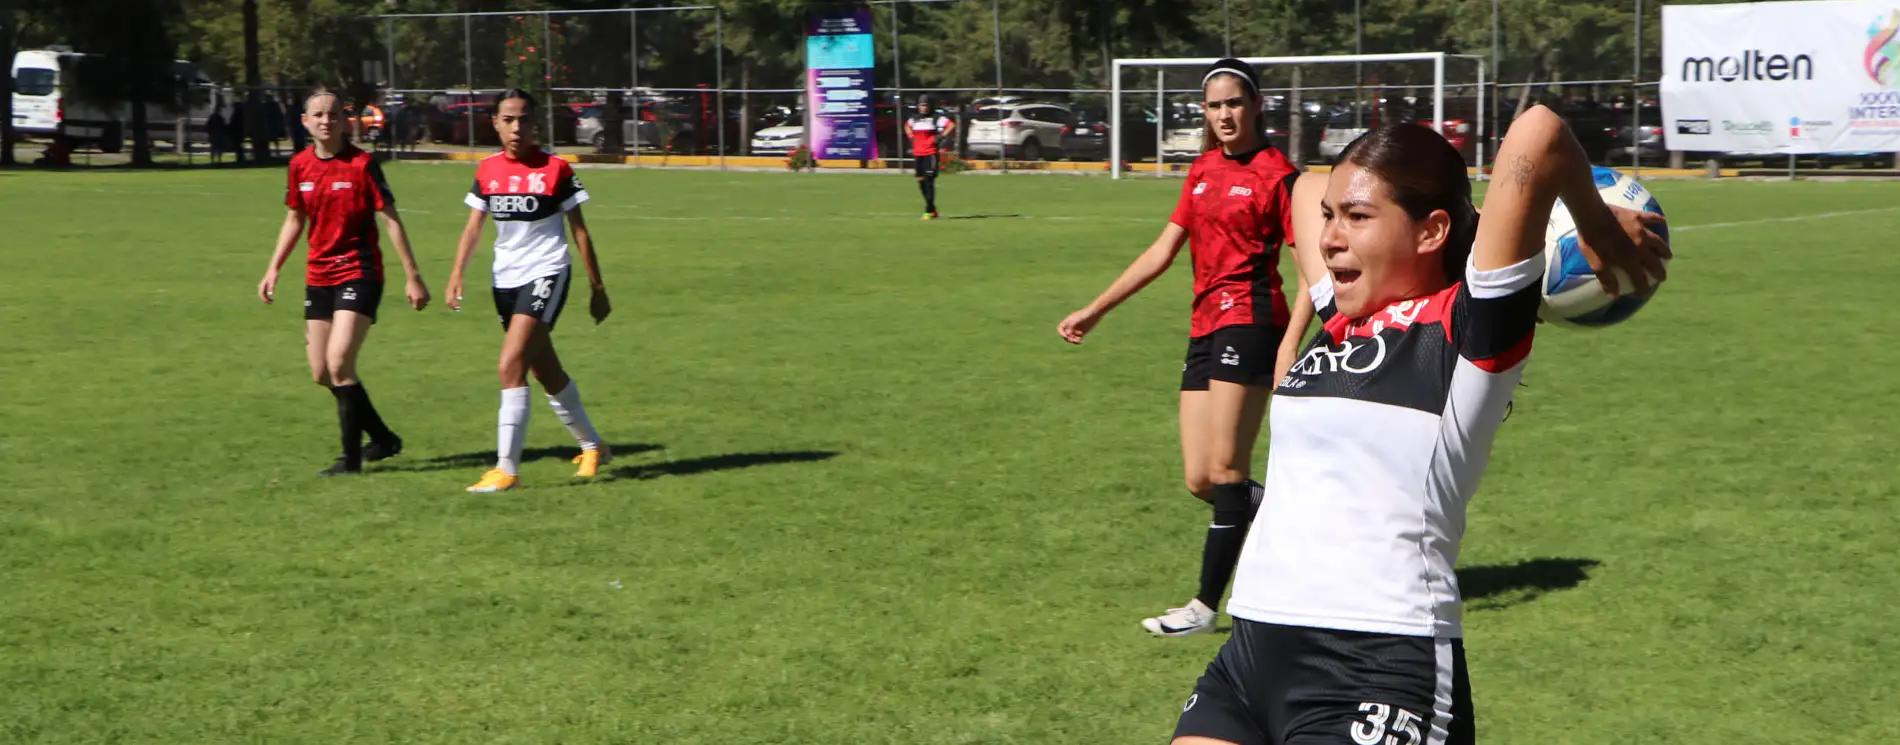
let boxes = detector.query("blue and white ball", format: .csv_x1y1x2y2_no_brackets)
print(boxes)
1540,167,1669,327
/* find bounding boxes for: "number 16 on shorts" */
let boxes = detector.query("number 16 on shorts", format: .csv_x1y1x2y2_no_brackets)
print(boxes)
1352,702,1423,745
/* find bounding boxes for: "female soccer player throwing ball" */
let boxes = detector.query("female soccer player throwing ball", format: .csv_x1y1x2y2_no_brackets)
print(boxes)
259,89,430,476
446,89,614,493
1166,113,1667,745
1057,59,1310,637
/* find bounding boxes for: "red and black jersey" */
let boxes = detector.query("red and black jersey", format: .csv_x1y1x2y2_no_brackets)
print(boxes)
285,145,393,286
907,115,952,157
1169,146,1299,337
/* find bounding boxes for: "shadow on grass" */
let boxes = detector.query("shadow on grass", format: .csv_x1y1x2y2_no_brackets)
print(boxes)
603,450,839,481
1458,557,1601,611
380,442,664,473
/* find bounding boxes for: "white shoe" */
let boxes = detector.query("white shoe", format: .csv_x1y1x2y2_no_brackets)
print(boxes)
1142,598,1217,637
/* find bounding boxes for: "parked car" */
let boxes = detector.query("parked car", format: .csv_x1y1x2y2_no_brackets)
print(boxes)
575,102,669,151
750,124,804,155
1604,103,1665,165
968,95,1030,112
1060,106,1113,161
1157,102,1204,159
965,103,1071,160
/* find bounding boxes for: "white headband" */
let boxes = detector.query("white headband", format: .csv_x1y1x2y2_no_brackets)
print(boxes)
1202,66,1257,92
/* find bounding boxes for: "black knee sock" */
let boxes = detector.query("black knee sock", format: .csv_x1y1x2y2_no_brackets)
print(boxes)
329,386,364,466
1196,481,1260,609
923,176,937,213
337,383,394,442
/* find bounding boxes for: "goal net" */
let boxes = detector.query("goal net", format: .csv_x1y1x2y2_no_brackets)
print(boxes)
1109,53,1488,180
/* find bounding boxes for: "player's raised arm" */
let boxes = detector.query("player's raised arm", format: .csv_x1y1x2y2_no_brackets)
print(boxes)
1478,105,1668,294
1271,171,1330,380
569,206,609,324
260,208,307,304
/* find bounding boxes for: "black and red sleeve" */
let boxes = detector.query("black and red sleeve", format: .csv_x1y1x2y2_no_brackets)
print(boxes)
555,160,590,212
1450,255,1542,372
365,159,395,210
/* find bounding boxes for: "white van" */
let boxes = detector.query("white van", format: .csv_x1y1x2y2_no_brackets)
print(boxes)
10,49,215,152
10,49,63,137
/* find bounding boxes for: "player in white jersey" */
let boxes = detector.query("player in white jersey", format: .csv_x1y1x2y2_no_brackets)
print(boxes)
446,89,615,493
1168,111,1668,745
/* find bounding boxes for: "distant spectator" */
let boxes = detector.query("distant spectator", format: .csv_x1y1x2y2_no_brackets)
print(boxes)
207,104,229,163
34,135,74,167
230,102,248,163
264,96,286,156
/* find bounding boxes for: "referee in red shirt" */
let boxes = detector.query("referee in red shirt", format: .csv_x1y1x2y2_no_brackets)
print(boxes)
258,89,431,476
1057,59,1313,637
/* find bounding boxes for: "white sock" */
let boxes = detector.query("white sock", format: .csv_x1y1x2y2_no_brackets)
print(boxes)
546,380,600,451
497,387,531,475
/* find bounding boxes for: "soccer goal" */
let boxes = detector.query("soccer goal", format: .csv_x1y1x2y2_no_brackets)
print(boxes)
1109,52,1488,180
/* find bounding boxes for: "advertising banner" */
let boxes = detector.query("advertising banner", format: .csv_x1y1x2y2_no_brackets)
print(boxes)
1663,0,1900,153
805,9,878,160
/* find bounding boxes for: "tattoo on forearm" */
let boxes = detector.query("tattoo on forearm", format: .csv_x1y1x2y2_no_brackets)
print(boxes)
1508,153,1534,190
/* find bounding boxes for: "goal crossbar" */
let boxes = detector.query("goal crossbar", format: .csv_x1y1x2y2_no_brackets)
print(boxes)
1110,53,1487,179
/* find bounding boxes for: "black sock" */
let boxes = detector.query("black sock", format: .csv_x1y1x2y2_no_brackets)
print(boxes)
1196,481,1259,609
339,383,394,442
329,386,364,466
924,176,938,212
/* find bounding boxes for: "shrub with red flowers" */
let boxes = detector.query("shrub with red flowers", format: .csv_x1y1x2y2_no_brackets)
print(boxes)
785,145,814,171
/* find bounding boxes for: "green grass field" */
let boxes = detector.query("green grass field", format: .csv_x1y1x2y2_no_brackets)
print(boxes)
1,162,1896,744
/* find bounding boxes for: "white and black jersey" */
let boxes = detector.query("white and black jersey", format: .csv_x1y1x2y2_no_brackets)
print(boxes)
464,149,590,290
1227,255,1543,639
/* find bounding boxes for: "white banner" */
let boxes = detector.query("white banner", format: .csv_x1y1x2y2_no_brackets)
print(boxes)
1663,0,1900,154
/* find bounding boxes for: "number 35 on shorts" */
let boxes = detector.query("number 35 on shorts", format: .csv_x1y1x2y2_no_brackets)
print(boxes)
1351,702,1423,745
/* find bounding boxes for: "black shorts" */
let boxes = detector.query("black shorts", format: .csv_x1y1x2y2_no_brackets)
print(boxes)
914,153,939,177
492,267,571,331
1182,324,1286,391
304,279,383,322
1173,619,1474,745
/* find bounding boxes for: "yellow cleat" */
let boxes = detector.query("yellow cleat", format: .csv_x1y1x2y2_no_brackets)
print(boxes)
921,212,938,221
571,445,612,478
465,468,519,493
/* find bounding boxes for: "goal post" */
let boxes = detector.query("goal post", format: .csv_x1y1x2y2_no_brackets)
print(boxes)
1109,52,1487,180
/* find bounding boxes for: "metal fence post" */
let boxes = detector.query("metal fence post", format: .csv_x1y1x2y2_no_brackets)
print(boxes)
892,2,902,167
993,0,1004,173
716,7,725,169
1632,0,1643,177
464,14,474,151
1155,68,1164,179
638,9,646,163
543,12,554,140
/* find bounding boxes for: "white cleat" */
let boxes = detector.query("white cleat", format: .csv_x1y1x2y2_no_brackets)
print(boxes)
1142,598,1217,637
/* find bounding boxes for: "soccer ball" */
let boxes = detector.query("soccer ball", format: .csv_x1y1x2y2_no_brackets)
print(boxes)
1539,167,1669,328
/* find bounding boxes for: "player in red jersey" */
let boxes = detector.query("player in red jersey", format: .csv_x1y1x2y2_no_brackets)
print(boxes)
446,89,613,494
904,95,955,220
1057,59,1314,637
258,89,430,477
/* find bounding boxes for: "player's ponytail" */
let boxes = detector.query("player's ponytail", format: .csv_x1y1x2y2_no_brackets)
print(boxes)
1199,58,1268,154
1337,123,1476,284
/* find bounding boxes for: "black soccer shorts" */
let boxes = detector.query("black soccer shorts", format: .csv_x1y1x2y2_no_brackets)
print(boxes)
304,279,383,322
1182,324,1287,391
1173,619,1475,745
492,267,571,331
914,153,940,177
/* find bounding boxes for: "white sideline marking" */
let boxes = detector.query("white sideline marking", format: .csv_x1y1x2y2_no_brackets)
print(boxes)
1671,206,1900,233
